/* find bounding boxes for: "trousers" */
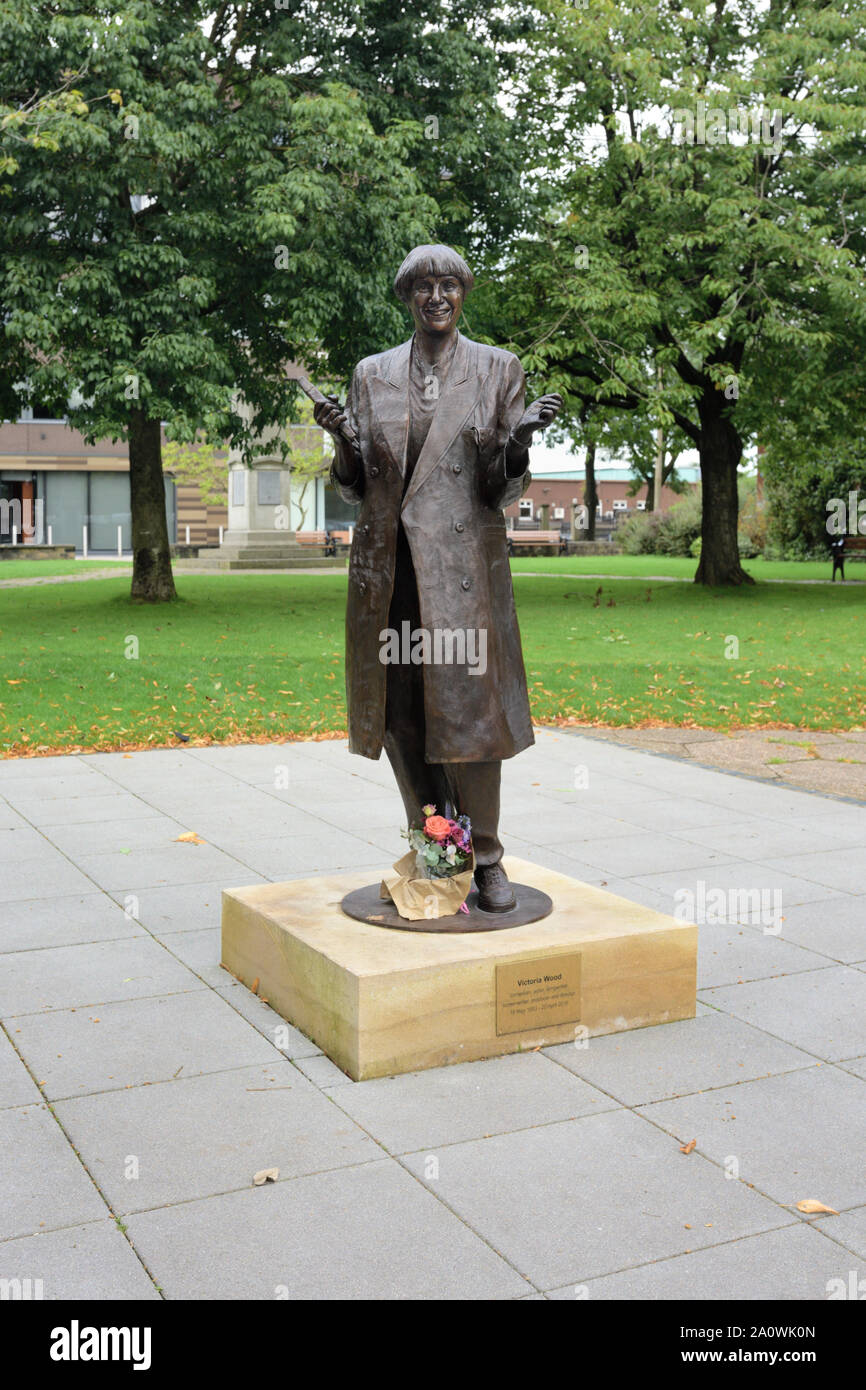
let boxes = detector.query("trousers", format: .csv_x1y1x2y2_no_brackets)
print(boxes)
383,524,504,868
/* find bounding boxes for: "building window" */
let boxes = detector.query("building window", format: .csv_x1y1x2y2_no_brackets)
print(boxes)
553,507,564,520
519,498,533,519
612,499,628,512
636,500,646,511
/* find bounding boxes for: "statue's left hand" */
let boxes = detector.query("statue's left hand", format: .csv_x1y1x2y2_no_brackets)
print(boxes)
514,393,563,445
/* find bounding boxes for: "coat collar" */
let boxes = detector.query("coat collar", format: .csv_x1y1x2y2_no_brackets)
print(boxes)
384,330,474,388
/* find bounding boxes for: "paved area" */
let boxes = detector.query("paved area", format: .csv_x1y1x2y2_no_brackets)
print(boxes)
0,728,864,1300
581,726,866,800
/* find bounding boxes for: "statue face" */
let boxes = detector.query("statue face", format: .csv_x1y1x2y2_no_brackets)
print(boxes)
408,274,464,337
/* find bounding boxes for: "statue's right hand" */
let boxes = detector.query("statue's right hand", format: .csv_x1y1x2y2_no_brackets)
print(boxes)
313,394,349,441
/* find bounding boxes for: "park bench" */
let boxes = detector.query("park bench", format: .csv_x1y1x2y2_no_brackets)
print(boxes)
507,529,567,556
830,534,866,580
296,530,337,556
329,529,353,551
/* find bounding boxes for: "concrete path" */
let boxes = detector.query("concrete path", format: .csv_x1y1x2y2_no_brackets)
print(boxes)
0,728,864,1300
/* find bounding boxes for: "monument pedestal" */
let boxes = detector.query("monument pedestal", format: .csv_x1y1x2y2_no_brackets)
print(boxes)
222,850,697,1078
221,857,696,1081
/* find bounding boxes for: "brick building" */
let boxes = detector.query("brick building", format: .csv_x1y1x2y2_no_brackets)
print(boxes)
504,466,699,531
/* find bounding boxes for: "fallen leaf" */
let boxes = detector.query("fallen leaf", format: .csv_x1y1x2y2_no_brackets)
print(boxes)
795,1199,839,1215
175,831,206,844
680,1139,697,1154
253,1168,279,1186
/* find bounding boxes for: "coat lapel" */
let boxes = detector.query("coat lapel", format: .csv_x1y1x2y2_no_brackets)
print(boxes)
366,338,411,475
401,333,486,507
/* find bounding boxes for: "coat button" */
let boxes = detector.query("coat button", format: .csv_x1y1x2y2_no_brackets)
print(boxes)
369,466,379,477
455,522,464,533
452,463,462,474
461,578,471,590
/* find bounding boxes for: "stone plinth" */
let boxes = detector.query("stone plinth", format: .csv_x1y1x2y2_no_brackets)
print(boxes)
220,857,697,1081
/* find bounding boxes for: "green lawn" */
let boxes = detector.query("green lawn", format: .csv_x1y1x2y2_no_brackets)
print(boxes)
3,571,864,755
510,554,855,583
0,559,131,579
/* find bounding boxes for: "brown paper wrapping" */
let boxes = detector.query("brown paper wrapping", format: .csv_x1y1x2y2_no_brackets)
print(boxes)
380,849,475,922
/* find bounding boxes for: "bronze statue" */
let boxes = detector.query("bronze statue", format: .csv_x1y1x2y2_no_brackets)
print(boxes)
314,245,561,913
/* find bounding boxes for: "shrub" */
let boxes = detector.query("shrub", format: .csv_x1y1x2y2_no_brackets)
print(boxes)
617,511,662,554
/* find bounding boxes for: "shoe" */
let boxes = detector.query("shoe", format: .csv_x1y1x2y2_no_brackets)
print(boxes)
474,862,516,913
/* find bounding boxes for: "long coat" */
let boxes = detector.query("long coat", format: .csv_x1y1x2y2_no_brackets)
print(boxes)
331,331,535,764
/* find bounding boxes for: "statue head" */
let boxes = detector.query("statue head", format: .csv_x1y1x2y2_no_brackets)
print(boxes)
393,244,474,339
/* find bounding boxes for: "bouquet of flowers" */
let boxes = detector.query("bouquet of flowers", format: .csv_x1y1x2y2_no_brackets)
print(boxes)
403,804,473,879
380,804,475,923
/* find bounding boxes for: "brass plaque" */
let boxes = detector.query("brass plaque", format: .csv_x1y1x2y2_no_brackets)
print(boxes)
496,954,582,1036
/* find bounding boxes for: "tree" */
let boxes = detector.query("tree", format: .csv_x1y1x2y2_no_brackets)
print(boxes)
481,0,866,584
0,1,442,599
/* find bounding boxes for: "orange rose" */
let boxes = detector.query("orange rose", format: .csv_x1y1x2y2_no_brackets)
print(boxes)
424,815,452,842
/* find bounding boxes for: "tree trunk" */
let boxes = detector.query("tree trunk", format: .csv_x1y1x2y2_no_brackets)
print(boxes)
645,474,655,512
128,411,177,602
694,398,754,586
584,438,597,540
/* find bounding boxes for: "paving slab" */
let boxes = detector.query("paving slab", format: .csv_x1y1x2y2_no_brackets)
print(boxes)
0,800,26,830
9,991,278,1100
0,825,57,859
74,841,252,892
0,1105,108,1240
0,893,144,955
0,772,119,804
330,1052,619,1154
544,1012,816,1106
700,966,866,1061
0,1220,160,1300
635,861,846,915
109,879,266,936
638,1065,866,1210
0,1027,41,1108
766,849,866,896
401,1108,786,1289
124,1159,530,1300
698,920,830,988
40,814,191,858
772,896,866,965
0,936,204,1018
54,1061,382,1214
828,1205,866,1262
499,806,646,844
160,925,226,987
545,1222,857,1300
225,831,385,879
554,832,736,878
0,850,100,904
7,791,162,829
0,755,94,783
675,820,846,862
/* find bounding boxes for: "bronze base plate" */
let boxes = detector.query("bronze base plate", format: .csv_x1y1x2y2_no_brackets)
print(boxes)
339,882,554,933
